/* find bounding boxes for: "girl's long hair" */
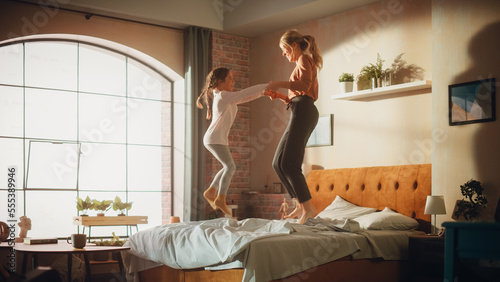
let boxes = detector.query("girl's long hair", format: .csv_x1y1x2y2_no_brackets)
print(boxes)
280,29,323,70
196,67,230,120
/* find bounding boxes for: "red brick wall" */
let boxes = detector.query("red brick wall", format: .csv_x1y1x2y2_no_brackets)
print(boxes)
204,31,290,220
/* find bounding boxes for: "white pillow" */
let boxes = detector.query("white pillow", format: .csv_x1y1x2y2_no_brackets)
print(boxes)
316,196,376,220
354,207,419,230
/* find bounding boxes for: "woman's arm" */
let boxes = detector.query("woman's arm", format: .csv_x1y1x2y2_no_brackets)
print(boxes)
267,55,314,93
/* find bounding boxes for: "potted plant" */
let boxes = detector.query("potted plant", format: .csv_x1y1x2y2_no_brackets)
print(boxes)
76,196,95,216
338,73,354,93
454,179,488,221
358,53,385,89
93,199,113,216
112,196,133,216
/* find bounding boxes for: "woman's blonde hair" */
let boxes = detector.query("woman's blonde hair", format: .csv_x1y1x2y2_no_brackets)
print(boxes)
197,67,230,120
280,29,323,70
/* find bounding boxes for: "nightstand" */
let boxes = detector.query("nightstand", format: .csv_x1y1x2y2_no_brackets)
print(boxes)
409,235,445,282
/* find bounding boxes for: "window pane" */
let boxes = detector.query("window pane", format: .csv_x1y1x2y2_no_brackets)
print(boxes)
128,145,170,191
79,93,126,143
25,141,79,189
25,88,77,140
25,42,77,91
128,99,170,145
0,138,24,189
25,191,77,238
128,191,166,227
128,58,171,101
0,189,25,223
79,44,126,96
0,85,23,137
79,143,126,190
0,43,23,86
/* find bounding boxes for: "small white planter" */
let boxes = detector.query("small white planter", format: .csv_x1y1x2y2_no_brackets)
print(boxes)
339,81,353,93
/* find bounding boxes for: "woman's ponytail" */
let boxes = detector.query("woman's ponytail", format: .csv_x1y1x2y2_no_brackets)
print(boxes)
303,35,323,70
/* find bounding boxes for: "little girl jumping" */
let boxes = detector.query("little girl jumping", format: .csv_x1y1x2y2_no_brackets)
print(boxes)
197,68,288,215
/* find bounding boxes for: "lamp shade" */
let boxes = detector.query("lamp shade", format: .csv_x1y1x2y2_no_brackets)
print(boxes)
424,195,446,215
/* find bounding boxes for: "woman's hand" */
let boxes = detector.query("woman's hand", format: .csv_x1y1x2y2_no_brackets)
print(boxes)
264,89,290,104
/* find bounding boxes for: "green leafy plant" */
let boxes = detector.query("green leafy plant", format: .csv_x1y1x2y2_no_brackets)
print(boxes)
112,196,133,215
76,196,95,215
92,232,127,246
338,73,354,82
93,199,113,215
358,53,385,81
454,179,488,221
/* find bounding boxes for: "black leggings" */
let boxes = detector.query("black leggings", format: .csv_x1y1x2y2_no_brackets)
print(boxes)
272,96,319,203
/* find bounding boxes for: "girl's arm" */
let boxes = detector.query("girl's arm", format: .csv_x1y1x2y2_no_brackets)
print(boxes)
219,84,267,105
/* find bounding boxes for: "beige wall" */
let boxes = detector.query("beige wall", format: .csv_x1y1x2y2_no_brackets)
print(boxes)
250,0,500,224
250,0,433,190
0,1,184,76
432,0,500,223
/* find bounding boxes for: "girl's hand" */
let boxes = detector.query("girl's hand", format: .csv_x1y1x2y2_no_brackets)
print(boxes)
265,89,290,104
266,81,281,91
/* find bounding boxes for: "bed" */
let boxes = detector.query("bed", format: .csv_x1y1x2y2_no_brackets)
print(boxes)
122,164,431,282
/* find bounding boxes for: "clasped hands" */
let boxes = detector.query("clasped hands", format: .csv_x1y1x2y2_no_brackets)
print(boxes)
265,81,291,104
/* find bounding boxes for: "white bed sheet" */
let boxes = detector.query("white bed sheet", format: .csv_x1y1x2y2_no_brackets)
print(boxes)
122,217,422,282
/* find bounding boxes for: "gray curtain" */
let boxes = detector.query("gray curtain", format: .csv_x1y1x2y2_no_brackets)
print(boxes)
184,26,211,221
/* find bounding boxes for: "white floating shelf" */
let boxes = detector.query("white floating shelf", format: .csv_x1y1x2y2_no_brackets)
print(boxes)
331,80,432,100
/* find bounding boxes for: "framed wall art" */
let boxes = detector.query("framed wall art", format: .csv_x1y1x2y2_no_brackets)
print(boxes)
306,114,333,147
449,78,496,126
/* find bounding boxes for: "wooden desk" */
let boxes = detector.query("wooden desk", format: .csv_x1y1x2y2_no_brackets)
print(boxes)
443,221,500,282
14,241,130,282
73,216,148,241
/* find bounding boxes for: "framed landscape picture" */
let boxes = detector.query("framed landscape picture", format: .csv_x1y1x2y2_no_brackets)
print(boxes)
307,114,333,147
449,78,496,126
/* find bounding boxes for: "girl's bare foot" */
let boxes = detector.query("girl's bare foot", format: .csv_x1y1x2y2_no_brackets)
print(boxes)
298,200,316,224
203,187,217,210
284,199,302,219
214,194,232,215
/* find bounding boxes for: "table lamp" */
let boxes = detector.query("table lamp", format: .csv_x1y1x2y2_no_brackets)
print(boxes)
424,195,446,235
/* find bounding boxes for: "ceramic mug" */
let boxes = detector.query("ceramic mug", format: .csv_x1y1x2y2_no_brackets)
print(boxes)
67,233,86,248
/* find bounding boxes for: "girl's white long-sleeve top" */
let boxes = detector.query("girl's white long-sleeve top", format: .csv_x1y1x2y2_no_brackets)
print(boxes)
203,84,267,146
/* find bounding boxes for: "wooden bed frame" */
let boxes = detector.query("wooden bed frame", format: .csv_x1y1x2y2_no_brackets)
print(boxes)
138,164,431,282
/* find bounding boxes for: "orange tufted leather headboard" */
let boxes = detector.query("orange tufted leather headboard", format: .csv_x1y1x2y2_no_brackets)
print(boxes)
307,164,431,233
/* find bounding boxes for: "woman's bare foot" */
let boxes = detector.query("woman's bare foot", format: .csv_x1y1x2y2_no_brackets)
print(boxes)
298,200,316,224
284,199,302,219
203,187,217,210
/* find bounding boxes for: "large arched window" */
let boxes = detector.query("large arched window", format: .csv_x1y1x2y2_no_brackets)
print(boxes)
0,35,183,238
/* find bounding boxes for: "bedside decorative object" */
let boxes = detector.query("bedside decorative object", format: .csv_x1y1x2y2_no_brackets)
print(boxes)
278,198,289,220
453,179,487,221
424,195,446,235
449,78,496,126
272,183,283,194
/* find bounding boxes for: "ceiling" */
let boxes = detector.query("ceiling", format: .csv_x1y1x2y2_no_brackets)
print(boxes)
20,0,380,37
